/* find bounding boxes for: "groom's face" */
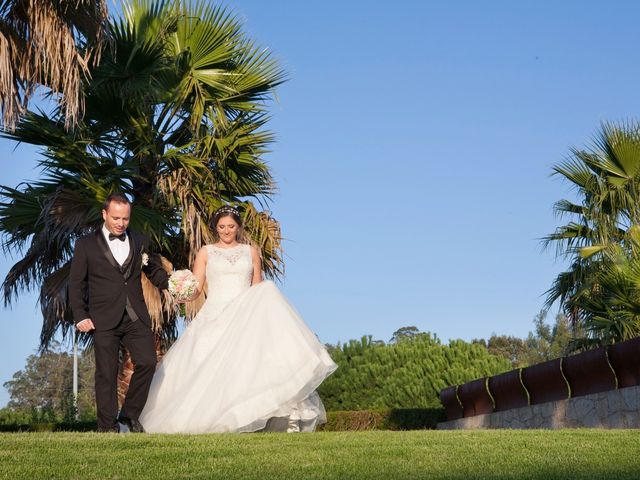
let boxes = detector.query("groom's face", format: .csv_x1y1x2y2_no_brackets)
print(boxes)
102,201,131,236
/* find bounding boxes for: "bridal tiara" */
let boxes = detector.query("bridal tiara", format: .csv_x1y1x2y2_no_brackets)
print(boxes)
215,205,240,217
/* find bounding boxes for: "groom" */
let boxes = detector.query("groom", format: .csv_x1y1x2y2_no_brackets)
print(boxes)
69,193,169,432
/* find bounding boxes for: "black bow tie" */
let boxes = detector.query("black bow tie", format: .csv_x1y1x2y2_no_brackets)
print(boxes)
108,232,126,242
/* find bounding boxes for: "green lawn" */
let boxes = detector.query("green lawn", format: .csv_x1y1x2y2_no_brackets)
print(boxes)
1,430,638,479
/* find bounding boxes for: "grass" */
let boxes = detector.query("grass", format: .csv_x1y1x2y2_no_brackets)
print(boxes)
1,430,639,479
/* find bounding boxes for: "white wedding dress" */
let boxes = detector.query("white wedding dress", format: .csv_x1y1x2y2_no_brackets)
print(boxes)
139,244,337,433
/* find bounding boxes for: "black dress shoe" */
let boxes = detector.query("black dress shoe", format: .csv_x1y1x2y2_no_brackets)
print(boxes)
118,415,145,433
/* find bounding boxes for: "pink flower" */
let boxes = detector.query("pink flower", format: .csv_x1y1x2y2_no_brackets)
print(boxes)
168,269,199,301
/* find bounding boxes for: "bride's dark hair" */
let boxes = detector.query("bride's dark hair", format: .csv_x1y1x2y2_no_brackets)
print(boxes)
211,205,248,243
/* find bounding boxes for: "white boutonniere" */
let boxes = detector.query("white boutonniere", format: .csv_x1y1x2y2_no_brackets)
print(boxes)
141,253,149,267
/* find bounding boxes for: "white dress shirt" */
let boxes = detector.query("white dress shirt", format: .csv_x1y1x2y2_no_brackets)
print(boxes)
102,225,130,266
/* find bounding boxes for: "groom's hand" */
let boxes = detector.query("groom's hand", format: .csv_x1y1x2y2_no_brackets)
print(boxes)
76,318,95,332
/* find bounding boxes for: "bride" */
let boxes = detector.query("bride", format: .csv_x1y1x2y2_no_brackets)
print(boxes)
139,206,337,433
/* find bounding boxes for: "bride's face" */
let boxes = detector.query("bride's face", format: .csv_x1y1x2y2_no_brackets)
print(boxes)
216,215,239,244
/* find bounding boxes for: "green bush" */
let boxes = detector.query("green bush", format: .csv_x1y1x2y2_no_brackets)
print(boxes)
318,408,445,431
319,333,511,410
0,407,32,426
0,421,97,432
0,413,442,432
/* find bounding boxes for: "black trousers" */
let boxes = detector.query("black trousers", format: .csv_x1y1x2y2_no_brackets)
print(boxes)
93,312,156,431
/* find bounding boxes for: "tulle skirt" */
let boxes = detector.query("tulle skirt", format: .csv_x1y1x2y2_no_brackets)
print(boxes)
139,280,337,433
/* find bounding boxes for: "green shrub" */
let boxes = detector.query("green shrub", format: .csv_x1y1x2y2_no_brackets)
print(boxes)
0,407,32,426
0,413,442,432
318,408,445,431
0,421,97,432
319,333,511,410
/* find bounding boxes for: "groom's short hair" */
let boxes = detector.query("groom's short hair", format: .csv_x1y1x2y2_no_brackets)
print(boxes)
103,193,131,211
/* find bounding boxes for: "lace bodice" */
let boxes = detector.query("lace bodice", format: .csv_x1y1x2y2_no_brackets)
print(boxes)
201,244,253,315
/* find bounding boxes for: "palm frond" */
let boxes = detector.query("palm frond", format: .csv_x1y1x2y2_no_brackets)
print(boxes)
553,199,586,218
241,201,283,279
0,0,109,130
552,156,597,192
39,262,76,350
1,0,286,349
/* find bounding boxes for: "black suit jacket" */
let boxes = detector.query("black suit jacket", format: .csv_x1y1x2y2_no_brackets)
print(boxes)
69,229,169,330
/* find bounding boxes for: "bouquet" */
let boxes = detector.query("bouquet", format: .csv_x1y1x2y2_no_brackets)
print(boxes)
168,269,199,302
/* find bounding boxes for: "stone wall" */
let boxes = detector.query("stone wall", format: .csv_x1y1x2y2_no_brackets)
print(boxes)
437,384,640,429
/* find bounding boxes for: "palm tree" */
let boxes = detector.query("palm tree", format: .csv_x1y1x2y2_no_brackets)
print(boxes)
0,0,109,131
0,0,286,355
568,236,640,350
544,121,640,348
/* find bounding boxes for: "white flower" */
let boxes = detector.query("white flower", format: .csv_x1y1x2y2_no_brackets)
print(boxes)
141,253,149,267
168,269,199,302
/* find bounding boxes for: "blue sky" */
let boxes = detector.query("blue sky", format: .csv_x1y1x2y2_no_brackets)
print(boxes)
3,0,640,406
